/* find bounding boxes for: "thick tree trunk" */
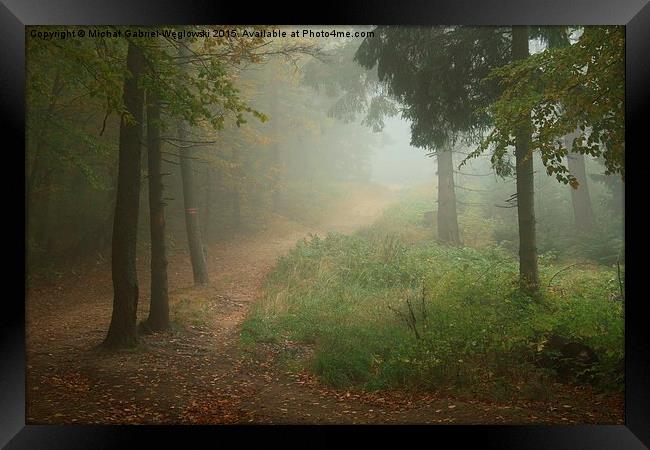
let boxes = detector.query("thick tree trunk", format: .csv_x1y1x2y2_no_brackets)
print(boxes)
565,132,595,232
512,26,540,293
143,90,170,331
103,42,146,348
436,146,460,245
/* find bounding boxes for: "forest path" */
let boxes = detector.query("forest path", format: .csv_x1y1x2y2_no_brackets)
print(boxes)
25,183,399,424
26,183,621,425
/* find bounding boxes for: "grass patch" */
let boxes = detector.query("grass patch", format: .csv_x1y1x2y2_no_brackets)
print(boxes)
241,188,624,400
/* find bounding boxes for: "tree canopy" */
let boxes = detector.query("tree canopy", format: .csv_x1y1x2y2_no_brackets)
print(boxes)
470,26,625,185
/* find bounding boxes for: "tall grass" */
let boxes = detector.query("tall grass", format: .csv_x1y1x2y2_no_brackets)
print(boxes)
241,189,624,400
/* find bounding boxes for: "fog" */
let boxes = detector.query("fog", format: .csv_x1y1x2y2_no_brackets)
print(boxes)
25,25,625,426
369,117,435,186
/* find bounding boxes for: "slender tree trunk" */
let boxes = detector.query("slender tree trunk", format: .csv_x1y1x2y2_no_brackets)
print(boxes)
177,45,209,285
103,42,146,348
512,26,540,293
543,31,595,233
565,132,595,232
143,89,170,331
178,122,210,285
436,145,460,244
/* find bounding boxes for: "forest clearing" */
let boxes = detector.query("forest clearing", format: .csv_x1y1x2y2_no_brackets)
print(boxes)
25,25,624,425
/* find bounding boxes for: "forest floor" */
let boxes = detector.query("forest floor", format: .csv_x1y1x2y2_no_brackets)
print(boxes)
26,183,623,425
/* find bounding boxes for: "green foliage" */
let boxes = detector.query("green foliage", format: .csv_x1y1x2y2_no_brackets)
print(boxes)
355,26,510,150
25,26,319,264
138,28,268,132
242,192,624,398
471,26,625,183
303,39,398,131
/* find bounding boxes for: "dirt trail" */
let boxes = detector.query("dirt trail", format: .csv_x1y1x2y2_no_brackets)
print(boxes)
25,184,622,425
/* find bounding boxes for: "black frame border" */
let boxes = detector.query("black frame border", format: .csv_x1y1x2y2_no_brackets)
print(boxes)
2,0,649,448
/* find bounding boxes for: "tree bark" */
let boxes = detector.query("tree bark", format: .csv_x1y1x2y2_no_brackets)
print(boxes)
565,132,595,232
436,145,460,245
143,89,170,331
177,45,209,285
103,42,146,348
544,33,595,234
512,26,540,294
178,121,210,285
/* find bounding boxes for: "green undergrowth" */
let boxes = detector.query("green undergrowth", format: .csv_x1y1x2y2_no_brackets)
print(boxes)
241,188,624,401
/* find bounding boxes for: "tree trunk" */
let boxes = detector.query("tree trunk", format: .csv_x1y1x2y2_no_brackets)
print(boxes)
565,132,595,232
103,42,146,349
176,45,209,285
544,33,595,234
512,26,540,294
143,89,170,331
178,122,210,285
436,145,460,244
